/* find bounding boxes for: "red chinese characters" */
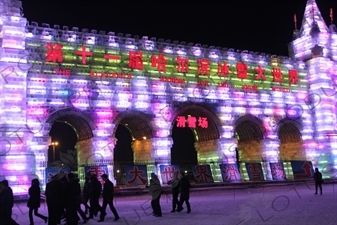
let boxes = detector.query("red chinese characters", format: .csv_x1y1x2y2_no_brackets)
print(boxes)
198,117,208,128
129,51,143,70
217,61,231,77
248,164,263,180
176,116,187,128
76,45,93,64
197,59,210,76
236,62,248,79
161,166,177,183
151,54,167,72
272,68,283,82
104,53,120,61
254,65,266,81
176,56,189,73
288,69,299,84
86,166,107,185
127,166,147,185
46,43,64,63
271,163,285,179
187,116,197,128
194,165,213,182
176,116,208,129
44,43,302,89
221,165,240,181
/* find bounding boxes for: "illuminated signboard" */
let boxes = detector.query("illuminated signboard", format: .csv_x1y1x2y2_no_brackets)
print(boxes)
27,41,307,92
176,116,208,129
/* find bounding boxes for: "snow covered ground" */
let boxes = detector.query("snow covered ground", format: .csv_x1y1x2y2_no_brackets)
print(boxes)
12,183,337,225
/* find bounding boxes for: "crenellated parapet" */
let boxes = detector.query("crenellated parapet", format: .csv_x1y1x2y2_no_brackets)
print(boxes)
25,22,306,69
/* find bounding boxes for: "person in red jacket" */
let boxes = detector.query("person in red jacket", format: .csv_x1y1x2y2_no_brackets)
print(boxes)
98,174,119,222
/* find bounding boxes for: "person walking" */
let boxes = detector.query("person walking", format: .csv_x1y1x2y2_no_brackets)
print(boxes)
148,173,162,217
0,180,19,225
177,172,191,213
64,173,81,225
314,168,323,195
27,179,48,225
82,177,90,215
45,171,65,225
86,173,102,219
168,171,180,212
98,174,119,222
0,182,14,224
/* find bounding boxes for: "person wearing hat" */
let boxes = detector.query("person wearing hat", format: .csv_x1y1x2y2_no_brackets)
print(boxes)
45,171,66,225
98,174,119,222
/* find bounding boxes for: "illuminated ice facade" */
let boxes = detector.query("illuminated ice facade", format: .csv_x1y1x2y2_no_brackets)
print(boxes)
0,0,336,194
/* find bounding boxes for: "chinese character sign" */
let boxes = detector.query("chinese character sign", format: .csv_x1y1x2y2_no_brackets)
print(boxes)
191,165,214,183
125,165,148,186
45,167,71,184
219,164,241,182
159,165,180,184
270,163,286,180
245,163,264,181
290,161,314,179
176,116,208,129
42,42,303,92
84,165,108,185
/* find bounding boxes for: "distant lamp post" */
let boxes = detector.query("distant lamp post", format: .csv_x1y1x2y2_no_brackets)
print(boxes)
51,142,58,162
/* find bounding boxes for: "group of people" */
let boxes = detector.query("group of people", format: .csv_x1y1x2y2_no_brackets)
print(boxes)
0,168,324,224
148,171,191,217
45,171,119,225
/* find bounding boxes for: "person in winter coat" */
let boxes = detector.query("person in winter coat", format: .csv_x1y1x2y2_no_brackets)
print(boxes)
98,174,119,222
27,179,48,225
64,173,82,225
86,172,102,219
168,171,180,212
0,180,18,225
314,168,323,195
82,177,90,215
177,172,191,213
45,171,65,225
0,182,14,225
148,173,162,217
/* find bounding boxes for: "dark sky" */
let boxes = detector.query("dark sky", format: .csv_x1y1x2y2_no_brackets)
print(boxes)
21,1,337,57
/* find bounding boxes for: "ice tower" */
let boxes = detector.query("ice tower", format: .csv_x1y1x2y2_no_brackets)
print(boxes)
290,0,337,174
0,0,39,194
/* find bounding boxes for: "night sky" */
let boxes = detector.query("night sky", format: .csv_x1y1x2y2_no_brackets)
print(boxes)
21,0,336,162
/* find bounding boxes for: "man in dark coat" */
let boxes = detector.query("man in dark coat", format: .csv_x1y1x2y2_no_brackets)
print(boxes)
46,171,65,225
64,173,81,225
98,174,119,222
86,172,102,219
177,172,191,213
314,168,323,195
168,171,180,212
0,180,19,225
27,178,48,224
0,182,14,224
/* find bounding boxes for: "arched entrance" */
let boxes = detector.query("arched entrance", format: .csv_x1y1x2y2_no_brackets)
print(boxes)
234,114,265,163
46,108,95,169
278,119,304,161
112,111,154,185
171,104,221,179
